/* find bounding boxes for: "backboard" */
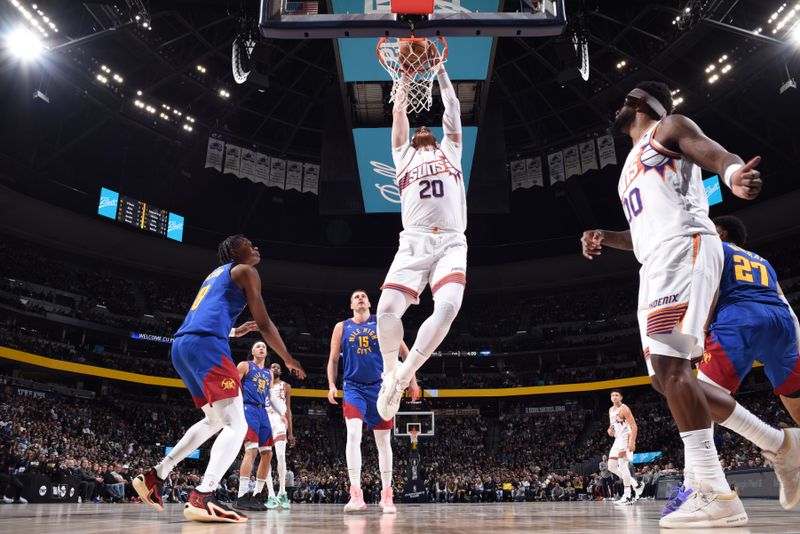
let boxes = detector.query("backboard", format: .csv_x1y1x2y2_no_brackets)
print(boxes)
394,410,435,437
260,0,566,39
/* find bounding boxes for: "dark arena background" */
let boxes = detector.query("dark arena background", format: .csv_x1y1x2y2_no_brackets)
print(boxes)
0,0,799,532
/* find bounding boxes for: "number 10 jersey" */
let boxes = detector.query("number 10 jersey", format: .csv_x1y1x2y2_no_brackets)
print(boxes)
392,137,466,233
617,121,716,264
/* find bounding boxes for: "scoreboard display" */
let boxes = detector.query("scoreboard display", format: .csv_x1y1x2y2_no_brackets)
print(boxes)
98,187,184,242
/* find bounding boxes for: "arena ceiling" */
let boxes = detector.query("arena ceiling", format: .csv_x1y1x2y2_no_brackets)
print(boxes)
0,0,798,267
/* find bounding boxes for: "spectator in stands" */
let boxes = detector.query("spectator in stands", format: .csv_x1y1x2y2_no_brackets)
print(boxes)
0,440,26,504
75,458,101,504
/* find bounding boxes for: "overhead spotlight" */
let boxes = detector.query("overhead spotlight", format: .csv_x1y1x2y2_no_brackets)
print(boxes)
136,90,142,96
113,74,123,83
196,65,207,74
96,74,108,83
708,74,719,84
5,26,43,60
218,89,231,98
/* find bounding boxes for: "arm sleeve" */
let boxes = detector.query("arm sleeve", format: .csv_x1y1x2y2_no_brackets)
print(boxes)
437,70,461,138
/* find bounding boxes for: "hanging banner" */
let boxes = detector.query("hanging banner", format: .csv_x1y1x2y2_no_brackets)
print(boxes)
268,158,287,189
302,163,319,195
579,140,598,172
204,136,225,172
597,135,617,168
223,144,242,176
563,145,581,178
510,159,527,191
547,151,565,185
285,161,303,191
526,157,543,187
255,153,271,185
239,148,257,182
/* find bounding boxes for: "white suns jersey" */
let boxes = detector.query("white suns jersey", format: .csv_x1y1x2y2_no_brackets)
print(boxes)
609,404,631,441
392,137,467,233
267,381,286,415
618,121,716,264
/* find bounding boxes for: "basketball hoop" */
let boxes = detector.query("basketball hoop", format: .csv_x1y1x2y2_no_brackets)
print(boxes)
376,36,448,113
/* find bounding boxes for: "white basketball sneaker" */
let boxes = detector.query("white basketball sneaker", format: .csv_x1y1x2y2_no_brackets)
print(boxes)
614,494,634,506
634,481,645,501
377,370,405,421
658,482,748,529
763,427,800,510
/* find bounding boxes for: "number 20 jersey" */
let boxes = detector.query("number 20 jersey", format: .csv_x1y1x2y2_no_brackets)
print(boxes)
618,121,716,264
392,137,466,233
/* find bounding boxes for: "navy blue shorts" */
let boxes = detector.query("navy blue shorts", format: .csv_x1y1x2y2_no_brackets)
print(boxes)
172,334,241,408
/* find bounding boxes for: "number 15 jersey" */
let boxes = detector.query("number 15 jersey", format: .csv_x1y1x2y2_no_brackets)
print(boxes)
393,137,466,233
618,121,716,264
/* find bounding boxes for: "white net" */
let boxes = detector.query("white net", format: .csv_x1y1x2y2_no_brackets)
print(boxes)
377,37,448,113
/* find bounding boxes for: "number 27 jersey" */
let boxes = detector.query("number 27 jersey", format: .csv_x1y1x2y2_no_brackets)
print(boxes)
392,137,466,233
618,121,716,264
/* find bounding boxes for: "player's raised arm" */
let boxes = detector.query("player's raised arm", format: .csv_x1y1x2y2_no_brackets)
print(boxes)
231,264,306,379
437,62,461,145
655,114,762,200
327,321,343,405
392,75,411,150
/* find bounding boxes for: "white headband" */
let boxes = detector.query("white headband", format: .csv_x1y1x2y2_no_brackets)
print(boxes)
627,88,667,118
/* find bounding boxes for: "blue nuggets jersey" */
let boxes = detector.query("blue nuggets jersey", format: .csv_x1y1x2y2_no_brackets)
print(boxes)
175,263,247,339
713,242,785,324
341,314,383,384
242,361,271,405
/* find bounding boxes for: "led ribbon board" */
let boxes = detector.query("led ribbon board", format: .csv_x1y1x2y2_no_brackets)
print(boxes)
353,126,477,213
333,0,498,82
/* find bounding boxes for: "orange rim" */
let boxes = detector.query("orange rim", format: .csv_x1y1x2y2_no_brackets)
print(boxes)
375,36,448,71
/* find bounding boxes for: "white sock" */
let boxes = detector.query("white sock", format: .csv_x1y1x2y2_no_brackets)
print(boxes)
377,289,411,375
681,428,729,494
238,478,249,498
266,467,276,498
254,478,266,495
156,413,224,480
396,284,462,384
196,396,248,493
275,440,287,494
345,418,363,487
374,429,393,490
720,403,785,453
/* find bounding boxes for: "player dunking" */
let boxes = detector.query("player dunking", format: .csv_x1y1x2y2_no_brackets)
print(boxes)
328,289,420,513
606,391,644,505
234,341,287,512
133,235,305,523
581,81,762,528
265,362,293,509
376,54,466,421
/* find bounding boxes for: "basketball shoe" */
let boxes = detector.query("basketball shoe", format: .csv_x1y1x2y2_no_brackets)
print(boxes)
343,485,367,513
763,428,800,510
377,370,405,421
265,496,279,509
379,487,396,514
633,480,645,501
184,490,248,523
234,491,262,511
660,484,693,517
658,482,748,529
277,492,291,509
613,494,634,506
132,468,164,512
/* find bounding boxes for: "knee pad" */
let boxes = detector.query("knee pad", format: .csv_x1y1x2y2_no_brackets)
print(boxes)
433,300,458,326
377,312,403,337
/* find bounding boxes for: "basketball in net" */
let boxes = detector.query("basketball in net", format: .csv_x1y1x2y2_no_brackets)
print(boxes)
377,37,448,113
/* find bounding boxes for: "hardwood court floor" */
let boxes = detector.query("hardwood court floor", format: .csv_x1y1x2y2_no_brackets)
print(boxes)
1,500,799,533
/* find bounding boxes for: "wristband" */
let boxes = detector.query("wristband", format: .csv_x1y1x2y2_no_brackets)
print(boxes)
229,328,236,337
723,163,742,189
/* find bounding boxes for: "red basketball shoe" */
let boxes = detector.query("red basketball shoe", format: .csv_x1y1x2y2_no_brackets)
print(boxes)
184,490,248,523
133,468,164,512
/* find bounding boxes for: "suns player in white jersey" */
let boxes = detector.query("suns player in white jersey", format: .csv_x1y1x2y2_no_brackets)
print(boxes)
582,81,762,528
607,390,644,505
266,362,292,509
376,54,467,420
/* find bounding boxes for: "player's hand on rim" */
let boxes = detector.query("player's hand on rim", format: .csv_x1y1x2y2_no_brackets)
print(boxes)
581,230,605,260
327,386,339,405
731,156,762,200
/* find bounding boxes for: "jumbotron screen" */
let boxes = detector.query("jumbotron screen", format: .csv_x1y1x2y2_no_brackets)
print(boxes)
98,187,184,242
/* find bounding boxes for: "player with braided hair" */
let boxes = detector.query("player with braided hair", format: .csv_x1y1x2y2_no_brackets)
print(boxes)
134,235,305,523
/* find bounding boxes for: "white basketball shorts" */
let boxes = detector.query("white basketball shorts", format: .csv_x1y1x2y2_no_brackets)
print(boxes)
381,228,467,304
268,410,287,440
610,437,632,460
638,233,723,375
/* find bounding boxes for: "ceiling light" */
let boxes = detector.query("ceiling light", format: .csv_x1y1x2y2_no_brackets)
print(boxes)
96,74,108,83
5,26,43,60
